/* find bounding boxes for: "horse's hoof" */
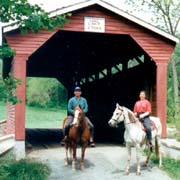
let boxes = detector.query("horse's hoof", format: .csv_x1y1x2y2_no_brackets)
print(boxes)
72,161,76,170
136,172,141,176
64,159,68,166
143,163,148,167
72,165,76,171
80,165,85,170
80,163,84,171
125,171,129,175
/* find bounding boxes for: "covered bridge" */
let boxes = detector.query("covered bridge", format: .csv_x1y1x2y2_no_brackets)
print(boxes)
2,0,179,158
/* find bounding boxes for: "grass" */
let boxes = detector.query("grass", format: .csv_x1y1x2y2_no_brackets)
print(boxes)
0,152,50,180
0,101,67,128
25,105,66,128
151,155,180,180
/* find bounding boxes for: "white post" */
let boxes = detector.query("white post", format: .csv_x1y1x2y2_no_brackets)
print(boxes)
13,141,26,160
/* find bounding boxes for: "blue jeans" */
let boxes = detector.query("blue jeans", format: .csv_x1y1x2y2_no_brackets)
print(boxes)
64,115,94,139
142,116,152,141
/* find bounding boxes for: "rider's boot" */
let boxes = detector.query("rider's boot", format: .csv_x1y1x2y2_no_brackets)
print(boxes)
61,136,67,146
90,137,95,147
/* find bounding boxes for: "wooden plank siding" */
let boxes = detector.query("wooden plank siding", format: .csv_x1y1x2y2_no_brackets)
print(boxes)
150,84,157,116
5,30,57,56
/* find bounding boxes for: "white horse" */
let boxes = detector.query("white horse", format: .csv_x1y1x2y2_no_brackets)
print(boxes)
108,103,162,175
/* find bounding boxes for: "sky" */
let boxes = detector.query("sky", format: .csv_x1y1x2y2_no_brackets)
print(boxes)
28,0,153,22
27,0,179,35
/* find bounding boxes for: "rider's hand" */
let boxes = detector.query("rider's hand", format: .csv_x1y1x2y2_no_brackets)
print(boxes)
139,114,144,119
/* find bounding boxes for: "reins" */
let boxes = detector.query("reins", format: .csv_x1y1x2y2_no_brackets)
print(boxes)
124,120,137,125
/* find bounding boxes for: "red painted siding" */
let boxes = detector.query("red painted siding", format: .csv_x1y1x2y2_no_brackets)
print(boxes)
6,30,56,55
4,103,15,135
62,7,175,63
5,6,175,63
13,55,27,140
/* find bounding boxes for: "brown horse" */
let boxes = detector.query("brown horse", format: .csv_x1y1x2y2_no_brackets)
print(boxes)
62,106,90,170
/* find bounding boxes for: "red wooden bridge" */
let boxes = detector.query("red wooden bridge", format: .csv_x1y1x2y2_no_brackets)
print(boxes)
1,0,178,159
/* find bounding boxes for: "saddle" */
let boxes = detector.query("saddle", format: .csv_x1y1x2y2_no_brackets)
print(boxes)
141,120,157,132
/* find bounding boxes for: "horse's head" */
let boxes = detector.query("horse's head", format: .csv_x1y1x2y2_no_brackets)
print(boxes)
72,106,84,127
108,103,125,128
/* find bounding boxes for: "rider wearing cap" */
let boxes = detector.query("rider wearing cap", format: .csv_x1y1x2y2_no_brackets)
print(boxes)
63,86,95,147
133,90,153,150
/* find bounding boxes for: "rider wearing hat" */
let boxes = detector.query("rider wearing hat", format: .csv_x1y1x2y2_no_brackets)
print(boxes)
133,90,153,150
62,86,95,147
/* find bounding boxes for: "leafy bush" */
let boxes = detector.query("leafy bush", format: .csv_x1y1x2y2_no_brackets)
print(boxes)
2,160,50,180
0,153,50,180
26,77,67,108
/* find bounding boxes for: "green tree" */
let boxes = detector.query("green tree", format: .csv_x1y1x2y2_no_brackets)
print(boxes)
0,0,70,104
0,0,69,34
125,0,180,127
26,78,67,108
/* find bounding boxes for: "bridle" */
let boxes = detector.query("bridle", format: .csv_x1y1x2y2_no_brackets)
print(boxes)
113,108,137,125
111,108,125,125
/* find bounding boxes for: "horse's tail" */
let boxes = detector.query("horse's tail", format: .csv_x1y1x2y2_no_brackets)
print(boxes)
155,136,159,158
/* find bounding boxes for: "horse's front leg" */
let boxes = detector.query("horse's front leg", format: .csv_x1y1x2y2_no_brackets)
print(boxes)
125,143,131,175
135,143,141,175
64,142,69,166
72,143,77,170
80,141,88,170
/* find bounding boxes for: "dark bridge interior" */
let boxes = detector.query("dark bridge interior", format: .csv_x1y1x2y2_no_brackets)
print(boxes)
4,30,156,143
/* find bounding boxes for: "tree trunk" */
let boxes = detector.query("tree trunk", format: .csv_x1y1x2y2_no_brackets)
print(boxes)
171,58,179,125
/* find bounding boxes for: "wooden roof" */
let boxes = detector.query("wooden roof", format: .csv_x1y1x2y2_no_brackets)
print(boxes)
2,0,179,43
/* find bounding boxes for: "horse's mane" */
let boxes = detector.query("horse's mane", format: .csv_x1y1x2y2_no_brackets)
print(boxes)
123,106,138,123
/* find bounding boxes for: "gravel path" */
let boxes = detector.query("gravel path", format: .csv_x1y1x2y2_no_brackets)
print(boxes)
27,144,172,180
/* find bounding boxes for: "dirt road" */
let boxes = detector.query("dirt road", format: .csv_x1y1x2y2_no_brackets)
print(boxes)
27,144,172,180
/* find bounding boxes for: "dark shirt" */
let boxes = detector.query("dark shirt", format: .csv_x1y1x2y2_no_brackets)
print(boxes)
67,96,88,115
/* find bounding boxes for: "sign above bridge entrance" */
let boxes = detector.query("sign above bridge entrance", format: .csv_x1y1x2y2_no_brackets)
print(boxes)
84,17,105,33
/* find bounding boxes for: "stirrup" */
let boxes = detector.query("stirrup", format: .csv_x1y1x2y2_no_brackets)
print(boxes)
90,141,95,147
149,142,153,152
61,136,67,146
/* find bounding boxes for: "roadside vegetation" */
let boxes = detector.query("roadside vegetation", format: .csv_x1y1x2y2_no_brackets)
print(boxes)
0,73,67,128
151,153,180,180
0,152,50,180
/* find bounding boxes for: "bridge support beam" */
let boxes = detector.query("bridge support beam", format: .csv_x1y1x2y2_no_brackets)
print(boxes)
156,62,168,138
12,54,27,160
